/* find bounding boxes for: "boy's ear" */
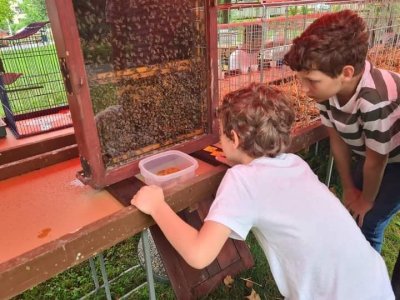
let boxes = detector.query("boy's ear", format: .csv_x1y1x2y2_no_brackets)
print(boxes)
231,130,240,149
341,65,355,80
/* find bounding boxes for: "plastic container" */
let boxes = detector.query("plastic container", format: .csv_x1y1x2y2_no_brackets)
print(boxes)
139,150,199,189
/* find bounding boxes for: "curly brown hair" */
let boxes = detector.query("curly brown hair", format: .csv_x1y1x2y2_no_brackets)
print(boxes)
217,83,295,158
283,10,369,77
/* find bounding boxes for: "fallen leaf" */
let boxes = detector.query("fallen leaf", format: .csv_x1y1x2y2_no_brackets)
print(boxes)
223,275,234,288
245,289,261,300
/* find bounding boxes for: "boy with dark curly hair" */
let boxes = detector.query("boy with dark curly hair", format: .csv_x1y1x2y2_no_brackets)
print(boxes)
132,83,394,299
284,9,400,254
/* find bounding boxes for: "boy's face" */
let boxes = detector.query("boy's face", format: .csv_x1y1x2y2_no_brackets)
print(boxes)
296,70,344,102
219,122,232,155
219,121,238,163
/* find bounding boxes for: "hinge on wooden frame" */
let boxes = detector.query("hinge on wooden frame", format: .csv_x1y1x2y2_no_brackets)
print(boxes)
78,156,92,184
59,57,73,95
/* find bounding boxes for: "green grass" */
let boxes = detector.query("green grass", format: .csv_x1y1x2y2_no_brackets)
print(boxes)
13,140,400,300
0,44,68,117
0,44,119,119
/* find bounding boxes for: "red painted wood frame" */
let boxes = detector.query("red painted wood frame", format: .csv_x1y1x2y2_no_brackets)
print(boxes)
45,0,219,189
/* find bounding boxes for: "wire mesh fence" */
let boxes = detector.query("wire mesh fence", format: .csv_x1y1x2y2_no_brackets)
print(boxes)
217,0,400,128
0,22,70,138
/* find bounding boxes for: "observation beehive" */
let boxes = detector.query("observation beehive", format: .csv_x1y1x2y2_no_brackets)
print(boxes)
216,0,400,128
46,0,219,188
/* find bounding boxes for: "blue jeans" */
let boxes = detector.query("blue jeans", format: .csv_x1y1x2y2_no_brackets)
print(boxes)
353,159,400,253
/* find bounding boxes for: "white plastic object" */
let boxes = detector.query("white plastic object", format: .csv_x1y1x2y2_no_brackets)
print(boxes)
139,150,199,189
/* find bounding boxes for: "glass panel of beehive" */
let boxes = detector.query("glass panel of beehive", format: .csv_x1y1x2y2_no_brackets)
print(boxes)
72,0,209,168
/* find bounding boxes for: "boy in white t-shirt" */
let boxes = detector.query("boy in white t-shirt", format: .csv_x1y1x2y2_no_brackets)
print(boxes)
131,83,394,299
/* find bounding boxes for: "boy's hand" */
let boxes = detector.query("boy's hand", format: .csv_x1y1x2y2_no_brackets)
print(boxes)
131,185,165,215
347,195,374,227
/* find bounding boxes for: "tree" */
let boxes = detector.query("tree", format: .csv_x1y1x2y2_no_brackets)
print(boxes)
18,0,47,28
0,0,13,30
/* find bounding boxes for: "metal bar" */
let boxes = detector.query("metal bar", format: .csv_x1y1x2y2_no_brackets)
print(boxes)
217,0,364,10
325,153,334,187
80,264,141,300
98,253,112,300
6,85,44,93
141,230,156,300
88,257,100,290
119,282,148,300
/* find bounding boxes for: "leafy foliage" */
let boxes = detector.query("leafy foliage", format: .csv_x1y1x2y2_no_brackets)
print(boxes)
17,0,47,29
0,0,12,29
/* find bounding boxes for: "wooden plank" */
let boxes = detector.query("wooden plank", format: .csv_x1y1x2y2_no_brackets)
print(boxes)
150,223,209,299
194,196,222,277
234,238,255,270
0,131,76,164
0,165,227,300
216,239,240,270
87,60,193,85
0,144,79,180
105,177,145,207
192,251,253,298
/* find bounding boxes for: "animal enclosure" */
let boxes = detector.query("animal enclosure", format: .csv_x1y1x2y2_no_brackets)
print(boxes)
0,22,70,138
216,0,400,127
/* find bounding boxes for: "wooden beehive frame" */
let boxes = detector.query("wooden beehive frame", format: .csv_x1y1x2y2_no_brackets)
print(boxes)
46,0,219,188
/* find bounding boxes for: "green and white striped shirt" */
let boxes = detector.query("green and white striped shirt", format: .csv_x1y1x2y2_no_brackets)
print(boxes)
317,61,400,163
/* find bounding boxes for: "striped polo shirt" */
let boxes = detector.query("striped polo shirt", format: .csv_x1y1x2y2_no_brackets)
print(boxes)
317,61,400,163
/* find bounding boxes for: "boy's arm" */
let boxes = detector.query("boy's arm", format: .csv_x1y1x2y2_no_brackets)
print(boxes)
326,127,359,201
131,185,232,269
349,147,388,226
362,147,388,203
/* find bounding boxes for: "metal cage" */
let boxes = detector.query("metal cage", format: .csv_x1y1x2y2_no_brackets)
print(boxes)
0,22,70,138
217,0,400,127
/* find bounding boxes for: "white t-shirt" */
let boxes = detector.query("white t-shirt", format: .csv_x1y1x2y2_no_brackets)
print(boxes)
205,154,394,300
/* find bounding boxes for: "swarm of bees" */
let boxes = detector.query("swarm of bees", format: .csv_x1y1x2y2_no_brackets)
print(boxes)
75,0,209,168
